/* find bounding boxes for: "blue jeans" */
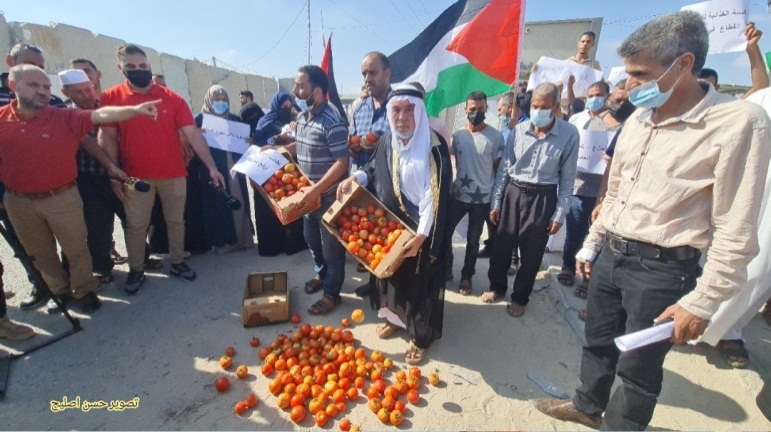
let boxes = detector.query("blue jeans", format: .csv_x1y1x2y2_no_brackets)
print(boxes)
562,195,597,271
303,192,346,298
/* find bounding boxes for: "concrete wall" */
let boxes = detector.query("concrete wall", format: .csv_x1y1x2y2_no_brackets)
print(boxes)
0,15,278,111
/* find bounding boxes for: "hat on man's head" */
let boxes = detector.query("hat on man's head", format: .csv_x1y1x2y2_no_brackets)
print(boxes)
58,69,90,86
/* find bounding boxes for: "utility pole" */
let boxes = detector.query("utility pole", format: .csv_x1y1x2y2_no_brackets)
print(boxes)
212,56,217,68
307,0,311,65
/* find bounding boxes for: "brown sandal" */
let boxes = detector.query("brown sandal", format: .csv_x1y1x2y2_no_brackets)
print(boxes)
376,322,399,339
459,279,473,296
308,295,341,315
557,268,575,286
405,341,426,365
304,276,323,294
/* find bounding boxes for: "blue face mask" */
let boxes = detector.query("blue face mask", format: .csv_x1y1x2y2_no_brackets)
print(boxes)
627,59,681,109
295,91,316,112
530,108,554,128
498,115,511,129
211,101,229,115
586,96,606,113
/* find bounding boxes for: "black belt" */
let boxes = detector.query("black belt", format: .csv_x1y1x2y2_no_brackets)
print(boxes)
606,232,698,261
509,180,556,195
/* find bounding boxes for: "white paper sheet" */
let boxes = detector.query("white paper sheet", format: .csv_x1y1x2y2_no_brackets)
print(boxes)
527,57,604,98
614,322,674,352
201,113,251,155
576,130,615,175
681,0,749,54
230,147,289,185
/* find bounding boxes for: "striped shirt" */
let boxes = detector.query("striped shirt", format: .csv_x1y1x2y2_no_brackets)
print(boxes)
295,100,349,194
350,94,390,169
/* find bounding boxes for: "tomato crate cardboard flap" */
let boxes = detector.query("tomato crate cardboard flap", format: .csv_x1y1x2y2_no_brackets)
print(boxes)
253,148,320,225
322,182,415,279
242,271,289,327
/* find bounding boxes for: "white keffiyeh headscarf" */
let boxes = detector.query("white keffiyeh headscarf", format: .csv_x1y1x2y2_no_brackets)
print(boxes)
387,84,435,236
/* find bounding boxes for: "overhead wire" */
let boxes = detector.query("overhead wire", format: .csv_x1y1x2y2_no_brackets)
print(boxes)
240,0,308,69
388,0,418,34
327,0,393,46
402,0,425,27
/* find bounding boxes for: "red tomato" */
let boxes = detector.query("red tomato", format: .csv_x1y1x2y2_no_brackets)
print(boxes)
406,389,419,404
291,313,301,324
339,418,352,431
394,400,406,413
315,411,329,427
250,337,260,347
234,401,248,415
409,367,422,379
290,405,306,423
245,393,259,408
236,365,249,379
215,377,230,392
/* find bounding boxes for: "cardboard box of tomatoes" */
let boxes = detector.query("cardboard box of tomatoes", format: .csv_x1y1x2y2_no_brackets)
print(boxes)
322,182,415,279
252,148,320,225
242,271,289,327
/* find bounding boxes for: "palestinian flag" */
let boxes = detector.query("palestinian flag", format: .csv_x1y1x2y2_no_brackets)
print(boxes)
389,0,525,116
321,35,349,126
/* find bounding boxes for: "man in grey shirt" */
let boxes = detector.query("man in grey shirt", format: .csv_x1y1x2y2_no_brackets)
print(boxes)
446,91,504,295
484,83,579,318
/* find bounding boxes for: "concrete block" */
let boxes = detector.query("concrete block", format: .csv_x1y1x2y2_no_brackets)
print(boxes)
159,53,191,104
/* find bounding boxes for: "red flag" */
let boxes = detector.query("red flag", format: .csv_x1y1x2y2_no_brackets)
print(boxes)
321,35,349,126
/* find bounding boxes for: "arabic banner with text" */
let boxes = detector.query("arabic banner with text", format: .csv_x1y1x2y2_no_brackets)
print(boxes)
201,113,251,155
576,129,616,175
682,0,749,55
230,147,289,185
527,57,604,99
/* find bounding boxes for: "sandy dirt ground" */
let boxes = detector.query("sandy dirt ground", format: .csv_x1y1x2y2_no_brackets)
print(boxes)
0,222,769,430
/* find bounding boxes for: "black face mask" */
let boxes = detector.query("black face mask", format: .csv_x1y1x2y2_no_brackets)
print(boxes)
278,107,292,122
125,70,152,88
467,111,486,126
608,100,635,122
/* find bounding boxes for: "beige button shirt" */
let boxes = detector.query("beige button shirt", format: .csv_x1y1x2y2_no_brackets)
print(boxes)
584,85,771,319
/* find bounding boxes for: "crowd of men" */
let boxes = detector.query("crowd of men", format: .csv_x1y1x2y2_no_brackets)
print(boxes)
0,9,770,429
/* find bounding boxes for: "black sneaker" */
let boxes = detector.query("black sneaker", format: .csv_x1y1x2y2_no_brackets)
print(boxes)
354,282,371,298
124,270,145,296
46,294,71,315
20,288,50,310
72,292,101,313
144,258,164,271
170,262,196,282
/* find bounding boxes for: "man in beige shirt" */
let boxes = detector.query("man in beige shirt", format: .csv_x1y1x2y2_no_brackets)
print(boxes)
566,31,601,71
536,11,770,431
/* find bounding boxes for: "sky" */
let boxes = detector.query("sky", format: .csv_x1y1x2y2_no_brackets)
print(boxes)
3,0,771,94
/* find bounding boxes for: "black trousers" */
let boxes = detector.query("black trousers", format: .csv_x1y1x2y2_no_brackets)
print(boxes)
0,261,6,318
77,173,125,274
446,198,488,280
488,183,556,305
573,240,699,430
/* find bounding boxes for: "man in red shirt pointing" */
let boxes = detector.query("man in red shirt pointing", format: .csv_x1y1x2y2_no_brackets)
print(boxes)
0,65,160,313
99,44,225,295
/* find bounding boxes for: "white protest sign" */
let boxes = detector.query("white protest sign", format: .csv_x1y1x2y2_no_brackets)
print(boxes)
201,113,251,155
527,57,604,98
576,129,616,175
607,67,628,88
681,0,749,54
231,147,289,185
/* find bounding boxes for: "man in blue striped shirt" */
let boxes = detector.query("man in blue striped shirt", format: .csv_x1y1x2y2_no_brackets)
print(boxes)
288,65,349,315
349,52,392,170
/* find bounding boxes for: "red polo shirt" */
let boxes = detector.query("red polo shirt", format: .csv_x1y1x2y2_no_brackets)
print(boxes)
0,101,93,193
100,82,194,179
